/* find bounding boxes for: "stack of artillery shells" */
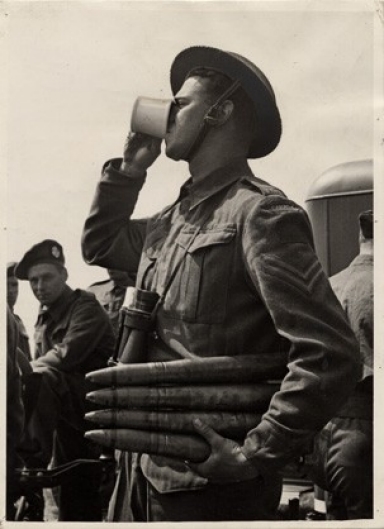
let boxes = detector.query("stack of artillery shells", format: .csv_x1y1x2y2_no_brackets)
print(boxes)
85,353,287,463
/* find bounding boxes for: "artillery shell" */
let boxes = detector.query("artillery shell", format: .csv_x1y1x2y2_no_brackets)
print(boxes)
86,383,278,411
85,409,262,436
86,353,287,386
85,428,210,463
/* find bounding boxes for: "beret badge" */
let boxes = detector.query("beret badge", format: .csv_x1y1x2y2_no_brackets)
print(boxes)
52,246,61,259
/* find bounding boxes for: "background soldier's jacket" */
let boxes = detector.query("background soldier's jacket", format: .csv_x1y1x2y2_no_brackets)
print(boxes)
87,279,128,335
82,158,361,493
13,313,31,361
330,254,373,381
7,307,25,479
33,286,115,374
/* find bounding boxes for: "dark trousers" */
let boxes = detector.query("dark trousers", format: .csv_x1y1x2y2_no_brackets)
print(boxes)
21,366,102,521
312,392,373,520
108,452,282,522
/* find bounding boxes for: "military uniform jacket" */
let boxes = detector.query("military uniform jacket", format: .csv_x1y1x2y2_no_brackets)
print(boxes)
331,254,373,381
33,286,115,374
13,313,31,361
82,158,360,493
7,307,25,478
87,279,128,335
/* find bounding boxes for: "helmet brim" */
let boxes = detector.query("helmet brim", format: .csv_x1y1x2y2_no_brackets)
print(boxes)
170,46,282,158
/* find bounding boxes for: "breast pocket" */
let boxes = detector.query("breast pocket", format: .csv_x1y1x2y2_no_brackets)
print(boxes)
163,226,237,323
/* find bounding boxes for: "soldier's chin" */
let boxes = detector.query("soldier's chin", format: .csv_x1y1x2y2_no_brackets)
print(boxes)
165,141,182,161
38,297,48,304
37,294,50,304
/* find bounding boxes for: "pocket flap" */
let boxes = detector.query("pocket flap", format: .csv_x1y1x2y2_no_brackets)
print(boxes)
177,227,236,253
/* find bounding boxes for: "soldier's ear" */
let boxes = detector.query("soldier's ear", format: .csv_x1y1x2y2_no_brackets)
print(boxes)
204,100,234,127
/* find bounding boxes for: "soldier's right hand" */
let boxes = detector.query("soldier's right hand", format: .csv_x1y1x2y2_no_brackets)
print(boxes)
120,132,161,174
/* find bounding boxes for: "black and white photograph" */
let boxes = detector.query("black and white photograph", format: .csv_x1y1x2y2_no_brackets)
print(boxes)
2,0,383,526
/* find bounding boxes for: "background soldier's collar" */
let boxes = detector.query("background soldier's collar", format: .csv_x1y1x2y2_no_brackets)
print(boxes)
43,285,74,322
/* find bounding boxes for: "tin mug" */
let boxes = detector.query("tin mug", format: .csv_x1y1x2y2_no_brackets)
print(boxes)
130,97,173,139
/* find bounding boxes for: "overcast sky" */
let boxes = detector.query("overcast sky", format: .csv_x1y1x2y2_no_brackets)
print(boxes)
3,0,379,336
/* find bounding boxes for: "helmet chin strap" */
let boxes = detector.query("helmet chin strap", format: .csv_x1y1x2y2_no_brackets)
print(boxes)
182,80,241,162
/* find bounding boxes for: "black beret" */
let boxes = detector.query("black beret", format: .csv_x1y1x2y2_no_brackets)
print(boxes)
359,210,373,240
15,240,65,280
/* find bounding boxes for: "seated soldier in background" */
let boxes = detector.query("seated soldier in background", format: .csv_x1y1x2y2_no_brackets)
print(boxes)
7,261,31,361
88,268,136,335
15,239,115,521
312,210,374,519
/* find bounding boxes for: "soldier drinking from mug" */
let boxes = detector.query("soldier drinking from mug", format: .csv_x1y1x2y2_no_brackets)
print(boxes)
82,46,361,522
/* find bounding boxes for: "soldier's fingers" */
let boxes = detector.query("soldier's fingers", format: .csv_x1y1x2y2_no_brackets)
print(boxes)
192,418,222,448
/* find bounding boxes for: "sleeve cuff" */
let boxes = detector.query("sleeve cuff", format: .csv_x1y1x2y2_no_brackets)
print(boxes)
241,419,314,474
103,158,147,180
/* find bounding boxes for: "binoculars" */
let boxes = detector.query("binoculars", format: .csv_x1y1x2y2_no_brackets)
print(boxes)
110,288,160,366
